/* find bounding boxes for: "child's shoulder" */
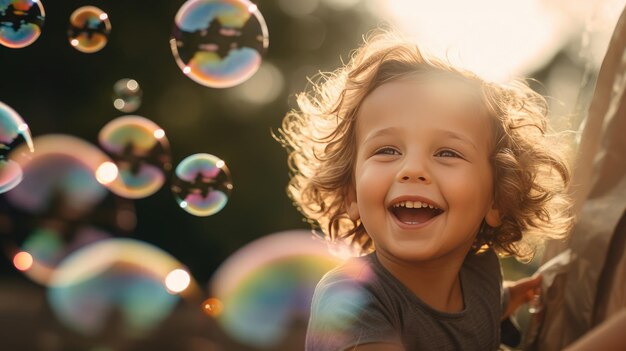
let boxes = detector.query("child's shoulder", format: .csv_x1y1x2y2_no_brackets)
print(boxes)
313,254,378,302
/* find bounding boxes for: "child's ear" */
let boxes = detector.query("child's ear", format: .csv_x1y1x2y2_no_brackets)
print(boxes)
485,203,501,227
345,189,360,221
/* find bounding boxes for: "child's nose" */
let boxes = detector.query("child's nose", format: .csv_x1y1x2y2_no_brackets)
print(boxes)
398,160,431,183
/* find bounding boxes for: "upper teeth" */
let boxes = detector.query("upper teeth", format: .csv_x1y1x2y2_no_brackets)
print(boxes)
393,201,436,209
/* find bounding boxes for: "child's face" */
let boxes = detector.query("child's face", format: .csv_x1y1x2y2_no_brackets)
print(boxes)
349,76,501,264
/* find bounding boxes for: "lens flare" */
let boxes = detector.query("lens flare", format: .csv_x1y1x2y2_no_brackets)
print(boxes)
170,0,269,88
47,238,191,337
208,230,345,348
0,101,34,193
67,6,111,53
0,0,45,48
98,116,171,199
171,153,232,216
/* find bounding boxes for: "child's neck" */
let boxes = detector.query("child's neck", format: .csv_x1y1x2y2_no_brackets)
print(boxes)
375,249,468,313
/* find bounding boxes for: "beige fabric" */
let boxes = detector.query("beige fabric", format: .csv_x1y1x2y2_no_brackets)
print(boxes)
530,4,626,350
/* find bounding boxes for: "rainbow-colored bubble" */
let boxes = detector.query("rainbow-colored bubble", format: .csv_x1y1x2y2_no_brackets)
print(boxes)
0,0,45,48
170,0,269,88
98,116,171,199
0,100,34,193
171,153,232,217
207,230,345,348
112,78,142,113
5,134,110,215
3,134,118,286
47,238,190,336
67,6,111,53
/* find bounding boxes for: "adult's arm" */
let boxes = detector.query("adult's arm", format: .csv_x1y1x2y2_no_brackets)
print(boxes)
562,308,626,351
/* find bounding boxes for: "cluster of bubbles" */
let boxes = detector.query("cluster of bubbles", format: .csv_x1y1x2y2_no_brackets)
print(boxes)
0,1,112,53
2,0,271,89
0,0,290,344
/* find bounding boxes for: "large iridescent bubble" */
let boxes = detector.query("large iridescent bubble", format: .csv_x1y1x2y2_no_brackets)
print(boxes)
0,100,34,193
98,115,171,199
171,153,232,217
3,134,121,285
0,0,45,48
47,238,194,337
206,230,348,348
67,5,111,53
170,0,269,88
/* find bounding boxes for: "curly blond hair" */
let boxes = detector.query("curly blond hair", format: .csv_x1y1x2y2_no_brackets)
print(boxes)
276,31,572,259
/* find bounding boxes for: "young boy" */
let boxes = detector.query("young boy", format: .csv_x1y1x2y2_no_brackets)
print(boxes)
277,31,572,351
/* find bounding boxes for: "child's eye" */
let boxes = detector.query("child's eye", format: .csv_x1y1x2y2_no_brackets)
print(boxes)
435,149,462,158
374,147,400,156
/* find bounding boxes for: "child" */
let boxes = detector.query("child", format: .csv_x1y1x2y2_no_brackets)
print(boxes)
277,31,572,351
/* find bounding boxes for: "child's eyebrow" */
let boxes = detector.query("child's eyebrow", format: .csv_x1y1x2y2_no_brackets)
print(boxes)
438,130,478,151
363,127,400,144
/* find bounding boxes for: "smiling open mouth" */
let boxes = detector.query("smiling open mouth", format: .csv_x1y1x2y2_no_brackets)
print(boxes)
390,201,443,225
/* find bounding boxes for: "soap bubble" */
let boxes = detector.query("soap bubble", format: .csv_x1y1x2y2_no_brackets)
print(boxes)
171,153,232,216
0,0,45,48
0,100,34,193
47,238,191,337
98,116,171,199
112,78,142,113
2,134,130,286
170,0,269,88
207,230,347,348
67,5,111,53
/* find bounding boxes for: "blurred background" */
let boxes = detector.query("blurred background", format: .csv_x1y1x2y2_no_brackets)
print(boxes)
1,0,625,350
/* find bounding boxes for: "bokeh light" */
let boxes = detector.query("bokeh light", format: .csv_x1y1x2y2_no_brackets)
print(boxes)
170,0,269,88
67,6,111,53
171,153,232,217
95,161,119,185
112,78,143,113
98,115,172,199
0,100,34,193
207,230,346,348
47,238,190,337
229,61,285,106
13,250,33,271
165,268,191,293
0,0,45,48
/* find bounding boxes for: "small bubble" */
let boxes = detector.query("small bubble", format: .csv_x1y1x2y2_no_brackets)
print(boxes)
98,116,171,199
171,153,232,216
112,78,143,113
0,0,45,48
67,6,111,53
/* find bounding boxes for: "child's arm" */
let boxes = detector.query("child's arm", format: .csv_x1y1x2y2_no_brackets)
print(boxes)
502,274,542,319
